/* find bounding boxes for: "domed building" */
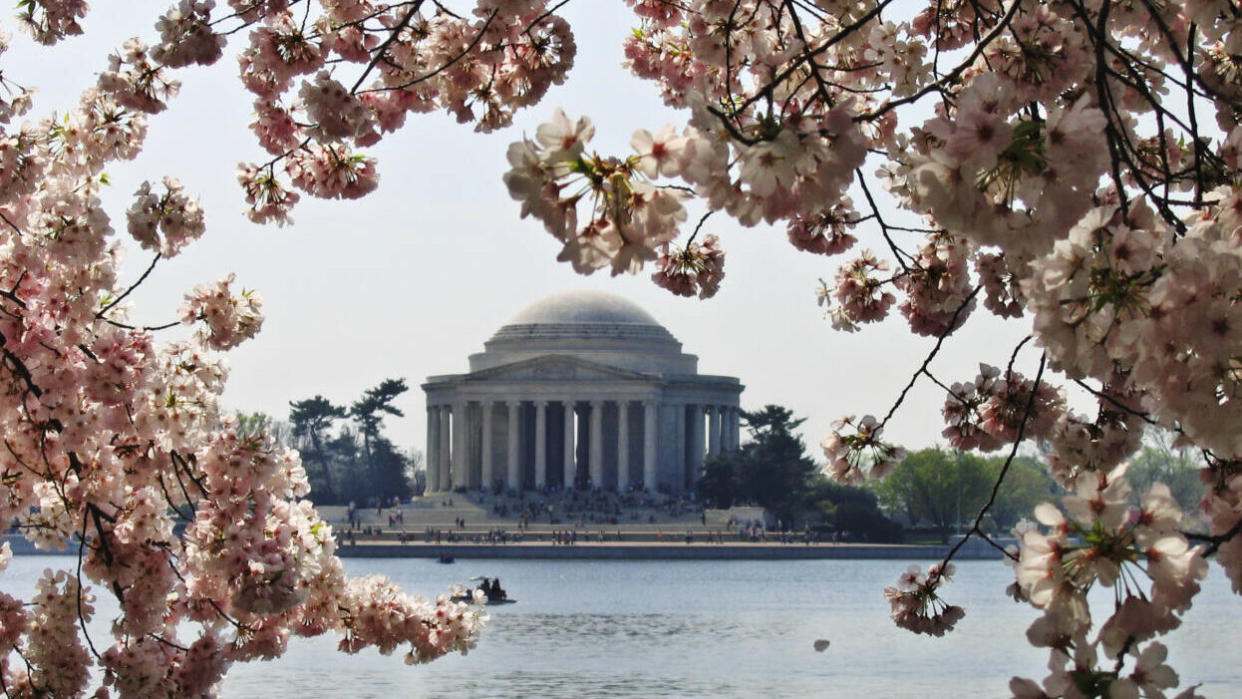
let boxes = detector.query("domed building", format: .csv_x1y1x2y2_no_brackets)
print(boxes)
423,291,744,493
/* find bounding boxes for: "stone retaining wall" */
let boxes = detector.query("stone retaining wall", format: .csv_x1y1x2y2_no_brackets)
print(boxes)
337,541,1002,560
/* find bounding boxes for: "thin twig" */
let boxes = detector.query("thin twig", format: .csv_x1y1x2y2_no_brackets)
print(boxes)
879,285,983,429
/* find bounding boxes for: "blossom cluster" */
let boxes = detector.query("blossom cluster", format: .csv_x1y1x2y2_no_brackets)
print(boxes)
181,274,265,351
1009,467,1207,697
0,6,493,692
6,0,1242,692
884,563,964,637
941,364,1064,453
821,415,906,484
230,0,576,219
652,234,725,299
126,176,206,257
504,109,693,279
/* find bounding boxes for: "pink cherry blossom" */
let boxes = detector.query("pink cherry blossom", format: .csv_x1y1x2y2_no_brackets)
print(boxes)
7,0,1242,692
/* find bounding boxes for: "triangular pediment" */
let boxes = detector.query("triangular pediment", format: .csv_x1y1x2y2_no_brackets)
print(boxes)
463,355,654,383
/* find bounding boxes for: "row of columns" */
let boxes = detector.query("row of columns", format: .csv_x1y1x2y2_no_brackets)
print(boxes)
426,400,740,493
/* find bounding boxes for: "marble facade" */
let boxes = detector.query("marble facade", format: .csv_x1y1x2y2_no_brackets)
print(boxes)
422,291,744,493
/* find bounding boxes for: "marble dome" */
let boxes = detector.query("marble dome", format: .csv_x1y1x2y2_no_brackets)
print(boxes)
505,290,662,326
471,290,691,374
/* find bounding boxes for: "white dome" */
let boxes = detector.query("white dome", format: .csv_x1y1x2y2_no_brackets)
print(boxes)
469,290,695,374
506,290,662,327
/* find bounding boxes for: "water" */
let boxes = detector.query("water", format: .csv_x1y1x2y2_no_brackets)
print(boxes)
4,556,1241,697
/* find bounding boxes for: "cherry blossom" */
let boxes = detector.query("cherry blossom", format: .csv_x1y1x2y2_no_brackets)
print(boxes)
126,176,206,257
6,0,1242,692
1010,475,1208,696
884,563,964,636
504,109,694,278
822,415,906,484
651,234,725,299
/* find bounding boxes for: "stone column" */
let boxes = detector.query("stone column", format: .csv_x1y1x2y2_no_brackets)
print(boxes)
427,406,440,493
452,400,468,490
480,401,494,490
707,405,721,458
689,403,705,481
534,400,547,489
643,401,658,491
674,404,686,491
589,400,603,488
507,401,521,490
438,406,452,491
616,400,629,492
562,400,575,488
725,407,735,451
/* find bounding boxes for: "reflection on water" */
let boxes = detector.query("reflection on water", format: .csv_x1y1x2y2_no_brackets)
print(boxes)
4,556,1240,698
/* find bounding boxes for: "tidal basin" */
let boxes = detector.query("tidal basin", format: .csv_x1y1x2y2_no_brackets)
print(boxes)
9,556,1239,698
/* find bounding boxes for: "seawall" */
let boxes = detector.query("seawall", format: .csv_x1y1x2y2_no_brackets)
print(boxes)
4,535,1005,561
336,540,1003,560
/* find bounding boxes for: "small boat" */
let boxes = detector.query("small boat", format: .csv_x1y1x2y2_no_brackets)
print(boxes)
452,576,516,605
437,553,455,564
450,592,517,605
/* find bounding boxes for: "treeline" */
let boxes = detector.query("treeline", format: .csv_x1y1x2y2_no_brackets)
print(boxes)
697,406,1206,546
870,449,1058,544
697,405,903,542
288,378,419,505
870,433,1206,544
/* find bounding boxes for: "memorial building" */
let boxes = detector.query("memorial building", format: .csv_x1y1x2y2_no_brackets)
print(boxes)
422,290,744,493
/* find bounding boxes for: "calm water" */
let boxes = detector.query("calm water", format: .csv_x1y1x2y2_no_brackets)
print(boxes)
5,556,1241,697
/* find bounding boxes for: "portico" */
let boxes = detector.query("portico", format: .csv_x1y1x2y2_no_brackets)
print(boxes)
423,291,744,493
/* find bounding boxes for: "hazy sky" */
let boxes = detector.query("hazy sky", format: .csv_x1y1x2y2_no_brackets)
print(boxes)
6,1,1041,462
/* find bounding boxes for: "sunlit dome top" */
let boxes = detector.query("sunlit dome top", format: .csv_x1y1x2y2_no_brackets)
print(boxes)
506,290,663,327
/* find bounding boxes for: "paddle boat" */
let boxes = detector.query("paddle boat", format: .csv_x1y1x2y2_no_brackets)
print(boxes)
451,576,516,605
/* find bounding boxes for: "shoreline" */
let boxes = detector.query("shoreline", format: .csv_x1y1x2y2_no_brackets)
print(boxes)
3,533,1002,560
334,540,1002,560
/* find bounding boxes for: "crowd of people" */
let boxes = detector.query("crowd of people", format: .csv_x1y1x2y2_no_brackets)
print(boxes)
473,486,707,528
332,489,861,547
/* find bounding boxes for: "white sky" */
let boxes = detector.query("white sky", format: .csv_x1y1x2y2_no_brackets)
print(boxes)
5,1,1042,463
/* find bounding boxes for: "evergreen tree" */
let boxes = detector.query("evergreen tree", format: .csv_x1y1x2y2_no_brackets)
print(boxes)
288,380,417,505
350,378,408,498
289,395,347,502
735,405,817,523
697,404,898,538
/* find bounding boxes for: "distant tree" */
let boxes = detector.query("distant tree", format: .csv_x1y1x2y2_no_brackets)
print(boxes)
982,456,1060,532
805,476,903,543
327,427,365,504
287,381,415,505
1127,433,1207,520
234,411,293,445
233,411,271,436
872,449,993,544
366,436,415,503
289,395,347,502
350,378,408,498
736,405,818,524
699,450,744,508
696,404,898,535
